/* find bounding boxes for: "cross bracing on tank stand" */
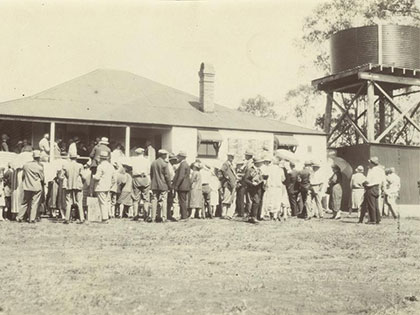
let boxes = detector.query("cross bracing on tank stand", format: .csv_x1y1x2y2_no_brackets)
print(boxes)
312,63,420,147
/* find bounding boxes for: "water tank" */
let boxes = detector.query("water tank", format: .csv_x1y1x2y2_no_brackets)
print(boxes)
330,25,420,74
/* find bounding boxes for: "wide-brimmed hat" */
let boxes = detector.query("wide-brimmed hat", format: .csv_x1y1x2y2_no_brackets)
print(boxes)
99,137,109,145
369,156,379,165
192,162,202,169
169,153,178,161
120,158,132,168
158,149,169,155
253,156,264,164
356,165,364,173
33,150,41,159
177,151,187,158
99,151,109,159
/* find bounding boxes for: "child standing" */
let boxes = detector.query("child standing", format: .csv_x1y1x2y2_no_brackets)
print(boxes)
117,160,133,218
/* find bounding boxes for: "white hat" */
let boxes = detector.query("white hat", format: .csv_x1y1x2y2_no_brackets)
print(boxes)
99,137,109,145
135,147,145,154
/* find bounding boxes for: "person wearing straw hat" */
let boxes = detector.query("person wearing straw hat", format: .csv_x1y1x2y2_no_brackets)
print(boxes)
173,151,191,220
131,147,151,220
16,150,45,223
89,137,111,168
93,151,114,223
149,149,172,222
349,165,366,217
220,152,237,219
63,152,84,224
243,155,264,224
359,156,383,224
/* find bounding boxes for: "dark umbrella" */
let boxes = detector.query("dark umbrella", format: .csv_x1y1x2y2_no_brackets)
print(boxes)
331,156,353,178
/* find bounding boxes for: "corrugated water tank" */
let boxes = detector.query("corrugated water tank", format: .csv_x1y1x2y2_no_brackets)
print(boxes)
330,25,420,74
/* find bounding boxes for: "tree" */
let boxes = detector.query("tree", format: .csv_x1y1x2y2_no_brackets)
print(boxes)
237,95,278,119
284,0,420,146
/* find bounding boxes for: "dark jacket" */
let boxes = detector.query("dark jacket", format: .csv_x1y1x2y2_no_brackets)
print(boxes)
298,168,312,191
243,165,262,189
221,160,237,190
150,157,172,191
89,144,111,167
173,160,191,191
286,169,299,193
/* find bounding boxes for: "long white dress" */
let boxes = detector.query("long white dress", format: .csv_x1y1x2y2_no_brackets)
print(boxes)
262,165,285,215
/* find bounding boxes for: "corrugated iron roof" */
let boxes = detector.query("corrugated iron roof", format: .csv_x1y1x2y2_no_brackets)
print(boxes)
0,69,324,135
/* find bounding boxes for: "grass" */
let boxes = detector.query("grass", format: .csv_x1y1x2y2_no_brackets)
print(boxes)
0,215,420,315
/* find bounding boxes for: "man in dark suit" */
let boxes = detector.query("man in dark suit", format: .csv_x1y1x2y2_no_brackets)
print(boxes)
298,161,314,220
285,161,299,216
17,150,45,223
172,151,191,220
150,149,172,222
221,152,237,219
243,156,264,224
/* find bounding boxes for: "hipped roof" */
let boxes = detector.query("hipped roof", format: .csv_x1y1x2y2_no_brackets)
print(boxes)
0,69,323,135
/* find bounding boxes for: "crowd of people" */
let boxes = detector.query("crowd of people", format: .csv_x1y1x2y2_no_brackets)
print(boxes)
0,134,401,225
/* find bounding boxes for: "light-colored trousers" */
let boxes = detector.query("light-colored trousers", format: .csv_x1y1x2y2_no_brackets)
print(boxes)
151,190,168,221
17,190,41,222
65,190,85,222
97,191,110,221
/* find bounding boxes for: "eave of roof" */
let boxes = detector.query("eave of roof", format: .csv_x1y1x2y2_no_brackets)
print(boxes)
0,69,325,136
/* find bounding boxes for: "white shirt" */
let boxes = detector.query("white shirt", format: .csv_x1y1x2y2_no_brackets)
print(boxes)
386,173,401,195
69,143,77,156
131,155,151,176
366,166,385,187
266,165,285,188
201,169,212,185
39,138,50,153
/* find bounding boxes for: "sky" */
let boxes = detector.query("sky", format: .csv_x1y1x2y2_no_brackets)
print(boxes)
0,0,324,112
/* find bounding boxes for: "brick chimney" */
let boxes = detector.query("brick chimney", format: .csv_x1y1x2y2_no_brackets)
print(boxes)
198,62,215,113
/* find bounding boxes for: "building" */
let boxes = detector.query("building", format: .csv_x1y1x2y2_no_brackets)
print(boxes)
0,63,326,165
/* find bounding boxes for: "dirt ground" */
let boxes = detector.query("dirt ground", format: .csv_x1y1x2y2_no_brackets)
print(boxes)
1,215,420,315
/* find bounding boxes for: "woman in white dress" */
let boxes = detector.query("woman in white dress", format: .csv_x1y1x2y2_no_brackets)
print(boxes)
262,157,286,220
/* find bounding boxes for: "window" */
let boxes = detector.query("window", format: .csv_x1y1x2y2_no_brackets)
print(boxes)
198,141,219,158
197,129,222,158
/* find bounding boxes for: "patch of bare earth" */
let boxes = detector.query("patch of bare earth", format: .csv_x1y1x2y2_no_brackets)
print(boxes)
1,216,420,315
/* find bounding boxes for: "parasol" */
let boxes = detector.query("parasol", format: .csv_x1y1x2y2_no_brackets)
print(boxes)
330,156,353,178
275,149,299,162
